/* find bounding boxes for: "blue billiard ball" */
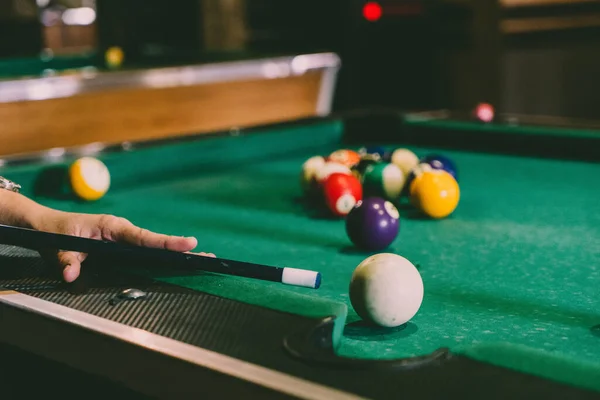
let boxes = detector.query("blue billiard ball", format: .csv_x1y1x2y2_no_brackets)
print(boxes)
420,154,458,181
359,146,389,162
346,197,400,251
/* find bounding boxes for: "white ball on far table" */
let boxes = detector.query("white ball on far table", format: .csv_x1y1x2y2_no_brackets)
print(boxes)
349,253,423,328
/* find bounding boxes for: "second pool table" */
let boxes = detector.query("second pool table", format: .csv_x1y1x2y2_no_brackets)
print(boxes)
0,109,599,399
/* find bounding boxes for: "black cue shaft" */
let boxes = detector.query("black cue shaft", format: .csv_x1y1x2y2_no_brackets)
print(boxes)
0,224,306,286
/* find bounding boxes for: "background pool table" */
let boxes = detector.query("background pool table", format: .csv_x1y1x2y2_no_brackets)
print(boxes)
0,52,339,157
0,110,599,399
0,49,279,80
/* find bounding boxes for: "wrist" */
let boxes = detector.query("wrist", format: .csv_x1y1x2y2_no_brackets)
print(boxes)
26,203,62,232
0,190,50,230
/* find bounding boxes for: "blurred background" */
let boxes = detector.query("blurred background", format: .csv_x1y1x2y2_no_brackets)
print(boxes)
1,0,600,155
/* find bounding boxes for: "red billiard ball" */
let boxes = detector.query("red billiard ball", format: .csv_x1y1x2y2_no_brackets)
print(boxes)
475,103,494,123
323,173,363,217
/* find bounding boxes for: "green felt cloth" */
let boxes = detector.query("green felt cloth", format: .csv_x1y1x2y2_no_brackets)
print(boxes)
3,119,600,392
404,113,600,139
0,53,98,79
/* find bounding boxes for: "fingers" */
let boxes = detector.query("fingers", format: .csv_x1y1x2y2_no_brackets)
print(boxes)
39,249,87,283
190,252,216,258
105,216,198,252
58,251,87,282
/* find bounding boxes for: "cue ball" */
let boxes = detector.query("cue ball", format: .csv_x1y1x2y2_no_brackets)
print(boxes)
69,157,111,201
349,253,423,328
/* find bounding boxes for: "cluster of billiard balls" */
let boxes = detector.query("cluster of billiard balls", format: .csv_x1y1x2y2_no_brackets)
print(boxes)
300,146,460,251
300,147,461,328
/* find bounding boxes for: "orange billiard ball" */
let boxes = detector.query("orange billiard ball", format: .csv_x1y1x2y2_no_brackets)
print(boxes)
409,170,459,219
327,149,361,169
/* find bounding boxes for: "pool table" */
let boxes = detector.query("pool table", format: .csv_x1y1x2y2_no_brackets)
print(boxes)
0,49,269,79
0,52,339,156
0,52,99,79
0,109,599,399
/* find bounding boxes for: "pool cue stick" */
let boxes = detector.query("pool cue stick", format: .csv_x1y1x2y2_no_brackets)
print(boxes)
0,224,321,289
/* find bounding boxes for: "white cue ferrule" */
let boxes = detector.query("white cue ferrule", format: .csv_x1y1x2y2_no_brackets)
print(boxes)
281,268,321,289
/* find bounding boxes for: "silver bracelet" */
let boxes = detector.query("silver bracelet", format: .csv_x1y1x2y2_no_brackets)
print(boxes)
0,176,21,193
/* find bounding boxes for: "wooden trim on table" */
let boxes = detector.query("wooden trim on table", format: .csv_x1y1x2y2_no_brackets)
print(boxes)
501,13,600,33
0,72,323,157
500,0,599,8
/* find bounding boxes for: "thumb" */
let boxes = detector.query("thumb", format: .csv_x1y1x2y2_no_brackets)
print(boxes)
56,251,87,282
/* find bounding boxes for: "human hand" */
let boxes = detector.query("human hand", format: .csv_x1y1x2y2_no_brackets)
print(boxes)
33,210,214,282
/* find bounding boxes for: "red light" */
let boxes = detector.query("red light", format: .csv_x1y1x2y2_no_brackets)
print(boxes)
363,2,382,22
475,103,495,123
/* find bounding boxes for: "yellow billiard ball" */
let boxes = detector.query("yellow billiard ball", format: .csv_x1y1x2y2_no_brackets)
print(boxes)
105,46,124,69
409,170,459,219
69,157,111,201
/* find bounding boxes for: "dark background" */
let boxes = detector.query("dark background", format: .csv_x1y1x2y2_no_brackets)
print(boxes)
2,0,600,119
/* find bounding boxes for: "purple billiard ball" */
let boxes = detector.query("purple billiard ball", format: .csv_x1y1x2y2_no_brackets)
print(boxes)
420,154,458,181
346,197,400,251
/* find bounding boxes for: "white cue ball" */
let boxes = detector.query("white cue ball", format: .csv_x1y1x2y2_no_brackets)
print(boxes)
391,148,419,177
349,253,423,328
